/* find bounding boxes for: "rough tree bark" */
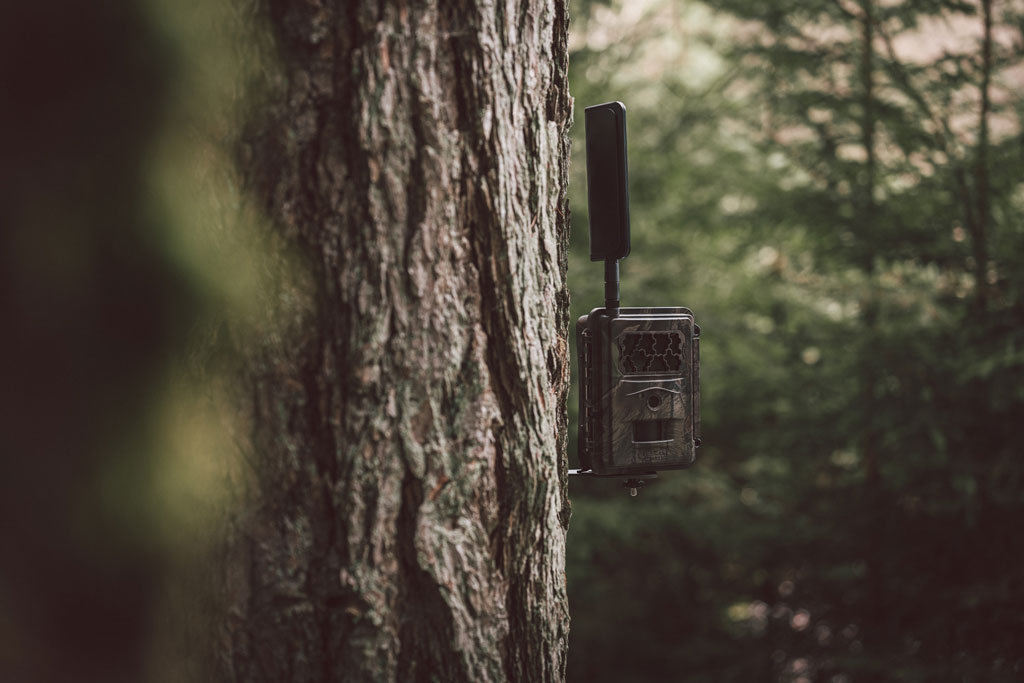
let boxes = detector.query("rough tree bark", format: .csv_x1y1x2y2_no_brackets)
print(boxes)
217,1,572,681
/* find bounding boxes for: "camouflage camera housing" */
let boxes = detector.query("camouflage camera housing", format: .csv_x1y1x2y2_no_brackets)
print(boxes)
577,307,701,476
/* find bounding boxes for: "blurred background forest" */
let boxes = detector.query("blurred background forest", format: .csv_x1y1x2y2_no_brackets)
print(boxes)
2,0,1023,681
565,0,1024,681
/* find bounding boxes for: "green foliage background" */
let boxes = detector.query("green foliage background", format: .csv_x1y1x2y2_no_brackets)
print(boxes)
565,1,1024,681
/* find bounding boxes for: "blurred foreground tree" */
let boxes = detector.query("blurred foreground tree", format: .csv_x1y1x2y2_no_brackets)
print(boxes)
0,4,187,681
213,2,573,681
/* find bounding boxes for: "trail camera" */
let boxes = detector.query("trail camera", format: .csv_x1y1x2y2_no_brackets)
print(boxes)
573,102,701,495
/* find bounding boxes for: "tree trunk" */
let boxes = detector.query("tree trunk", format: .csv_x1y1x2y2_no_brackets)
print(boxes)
216,1,572,681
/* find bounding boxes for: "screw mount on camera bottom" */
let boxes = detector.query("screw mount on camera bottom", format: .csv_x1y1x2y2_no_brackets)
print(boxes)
568,469,658,496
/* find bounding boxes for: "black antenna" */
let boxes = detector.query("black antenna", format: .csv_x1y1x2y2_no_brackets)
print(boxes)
585,101,630,317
